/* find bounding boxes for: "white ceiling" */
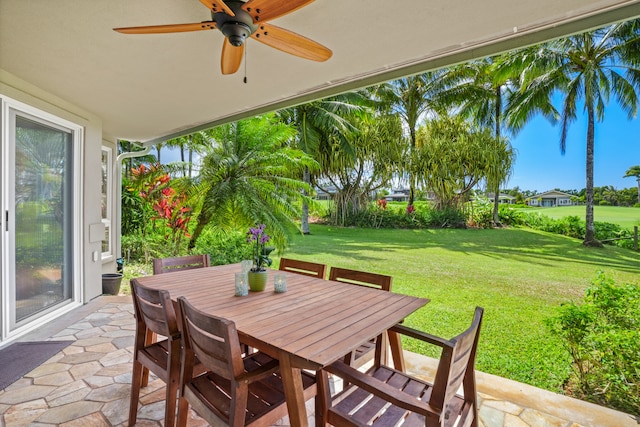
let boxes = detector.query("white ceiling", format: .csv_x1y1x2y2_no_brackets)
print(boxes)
2,0,640,145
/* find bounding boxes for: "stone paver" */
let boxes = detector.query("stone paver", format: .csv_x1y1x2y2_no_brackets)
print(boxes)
0,296,635,426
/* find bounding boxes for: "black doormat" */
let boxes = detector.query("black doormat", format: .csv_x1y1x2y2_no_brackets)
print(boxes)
0,340,73,390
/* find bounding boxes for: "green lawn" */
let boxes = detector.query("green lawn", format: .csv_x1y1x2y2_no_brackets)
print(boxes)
276,224,640,392
522,205,640,229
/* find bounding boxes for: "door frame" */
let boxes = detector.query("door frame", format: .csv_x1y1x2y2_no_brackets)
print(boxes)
1,95,84,341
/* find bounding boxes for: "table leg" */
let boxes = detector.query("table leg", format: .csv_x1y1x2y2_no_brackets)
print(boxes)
278,352,309,427
388,330,405,372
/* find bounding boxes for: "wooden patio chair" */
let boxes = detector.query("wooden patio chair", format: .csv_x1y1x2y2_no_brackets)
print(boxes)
278,257,327,279
176,296,316,427
152,254,210,275
129,279,187,427
317,307,484,427
328,267,398,369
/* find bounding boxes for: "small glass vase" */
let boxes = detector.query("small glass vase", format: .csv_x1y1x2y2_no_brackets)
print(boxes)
247,270,268,292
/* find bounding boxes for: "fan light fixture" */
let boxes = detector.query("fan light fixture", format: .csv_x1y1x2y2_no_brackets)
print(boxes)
220,22,251,46
113,0,332,75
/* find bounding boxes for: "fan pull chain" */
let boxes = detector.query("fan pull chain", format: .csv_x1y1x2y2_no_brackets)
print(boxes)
243,42,248,84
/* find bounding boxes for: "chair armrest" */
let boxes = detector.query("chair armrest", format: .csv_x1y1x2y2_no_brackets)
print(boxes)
390,324,451,348
237,357,280,384
325,360,441,417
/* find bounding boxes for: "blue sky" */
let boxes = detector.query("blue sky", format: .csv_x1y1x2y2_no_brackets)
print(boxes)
506,102,640,193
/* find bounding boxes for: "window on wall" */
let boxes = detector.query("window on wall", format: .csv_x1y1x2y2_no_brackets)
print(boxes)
101,147,112,259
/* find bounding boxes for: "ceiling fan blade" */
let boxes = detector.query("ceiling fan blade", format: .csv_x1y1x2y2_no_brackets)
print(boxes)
114,21,216,34
199,0,235,17
221,38,244,74
242,0,315,23
251,23,331,62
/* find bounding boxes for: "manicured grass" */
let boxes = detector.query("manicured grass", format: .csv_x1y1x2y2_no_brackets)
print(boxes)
522,205,640,229
276,224,640,392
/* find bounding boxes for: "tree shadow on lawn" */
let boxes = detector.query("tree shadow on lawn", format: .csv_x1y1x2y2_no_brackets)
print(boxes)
293,226,640,274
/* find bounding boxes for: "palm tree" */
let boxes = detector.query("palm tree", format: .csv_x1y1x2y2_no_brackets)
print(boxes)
602,185,619,206
623,165,640,204
438,57,519,224
277,93,366,233
186,114,318,250
165,131,211,177
509,20,640,246
374,72,444,207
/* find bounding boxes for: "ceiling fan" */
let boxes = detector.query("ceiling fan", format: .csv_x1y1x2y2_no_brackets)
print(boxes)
113,0,332,75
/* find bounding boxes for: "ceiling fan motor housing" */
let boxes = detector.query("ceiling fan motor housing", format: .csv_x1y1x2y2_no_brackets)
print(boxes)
213,1,257,47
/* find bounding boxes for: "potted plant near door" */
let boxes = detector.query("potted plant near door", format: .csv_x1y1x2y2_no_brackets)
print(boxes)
246,224,275,292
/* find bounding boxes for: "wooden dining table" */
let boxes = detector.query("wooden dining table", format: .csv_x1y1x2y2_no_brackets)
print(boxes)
134,263,429,427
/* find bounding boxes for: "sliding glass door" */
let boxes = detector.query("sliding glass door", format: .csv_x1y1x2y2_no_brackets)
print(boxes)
2,100,81,336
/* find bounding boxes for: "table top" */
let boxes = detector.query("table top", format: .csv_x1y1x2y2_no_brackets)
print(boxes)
134,263,429,370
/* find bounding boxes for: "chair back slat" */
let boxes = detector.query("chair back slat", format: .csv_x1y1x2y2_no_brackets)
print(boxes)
431,307,483,410
178,297,244,381
131,279,178,337
279,258,326,279
153,254,210,275
328,267,392,291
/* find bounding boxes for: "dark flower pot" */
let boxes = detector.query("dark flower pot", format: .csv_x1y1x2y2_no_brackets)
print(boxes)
102,273,123,295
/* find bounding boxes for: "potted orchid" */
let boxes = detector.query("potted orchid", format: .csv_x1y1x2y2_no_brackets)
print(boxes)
246,224,275,291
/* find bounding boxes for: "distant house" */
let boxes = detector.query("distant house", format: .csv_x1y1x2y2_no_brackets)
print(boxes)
487,193,516,204
385,189,410,202
315,187,337,200
527,190,574,207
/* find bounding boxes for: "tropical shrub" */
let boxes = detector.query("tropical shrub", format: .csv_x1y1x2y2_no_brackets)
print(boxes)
497,204,525,225
467,197,494,228
191,227,253,266
334,202,466,229
121,233,169,264
428,206,467,228
547,272,640,415
121,180,147,235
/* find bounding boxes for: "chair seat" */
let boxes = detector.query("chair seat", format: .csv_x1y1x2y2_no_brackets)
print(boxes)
331,364,468,427
183,351,316,427
185,353,315,426
319,308,484,427
140,339,171,376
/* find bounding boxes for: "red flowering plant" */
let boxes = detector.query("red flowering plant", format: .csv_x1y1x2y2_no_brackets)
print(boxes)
246,224,275,272
377,199,388,209
130,164,193,253
406,204,416,215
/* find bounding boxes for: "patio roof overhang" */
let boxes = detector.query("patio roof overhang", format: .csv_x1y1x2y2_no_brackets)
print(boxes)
2,0,640,146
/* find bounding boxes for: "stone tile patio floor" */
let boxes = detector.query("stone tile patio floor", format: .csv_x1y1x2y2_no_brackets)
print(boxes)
0,296,637,427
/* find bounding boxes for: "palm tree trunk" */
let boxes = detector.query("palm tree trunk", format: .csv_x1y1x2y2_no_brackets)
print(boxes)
583,103,602,247
301,167,311,234
408,178,416,207
180,144,186,177
492,88,502,225
188,209,210,250
408,127,417,207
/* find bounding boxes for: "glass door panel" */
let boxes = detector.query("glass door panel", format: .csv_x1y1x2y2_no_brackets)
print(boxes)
13,115,73,324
